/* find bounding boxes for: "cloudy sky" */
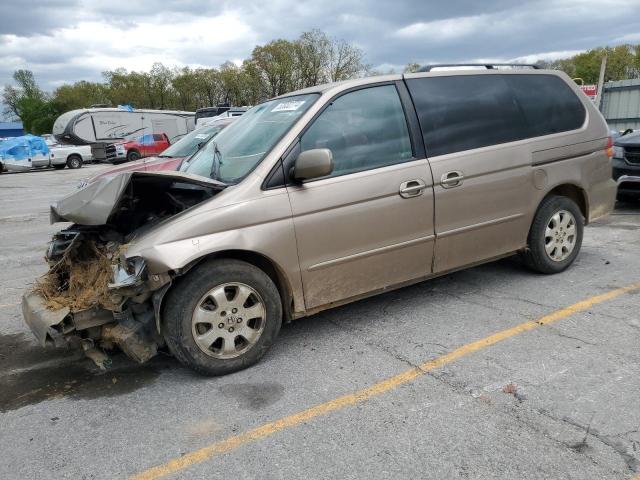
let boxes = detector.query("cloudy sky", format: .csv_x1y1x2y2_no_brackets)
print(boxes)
2,0,640,91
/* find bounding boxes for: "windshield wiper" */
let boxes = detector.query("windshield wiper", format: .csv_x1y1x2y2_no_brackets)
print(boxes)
209,141,224,180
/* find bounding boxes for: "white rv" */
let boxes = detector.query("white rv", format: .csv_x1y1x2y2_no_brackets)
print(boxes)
52,107,195,161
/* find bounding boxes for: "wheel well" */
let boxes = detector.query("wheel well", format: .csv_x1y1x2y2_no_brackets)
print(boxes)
67,154,81,161
545,184,588,222
182,250,294,322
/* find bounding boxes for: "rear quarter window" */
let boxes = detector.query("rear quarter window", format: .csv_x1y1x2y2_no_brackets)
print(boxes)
505,75,585,137
406,74,586,157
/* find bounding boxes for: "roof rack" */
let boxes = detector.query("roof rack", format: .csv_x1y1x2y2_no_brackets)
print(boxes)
418,63,540,72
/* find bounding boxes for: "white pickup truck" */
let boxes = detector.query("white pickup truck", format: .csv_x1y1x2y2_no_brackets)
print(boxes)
0,139,93,173
48,144,93,169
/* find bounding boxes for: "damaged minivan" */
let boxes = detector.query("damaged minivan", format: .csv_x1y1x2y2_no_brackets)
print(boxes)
23,66,616,375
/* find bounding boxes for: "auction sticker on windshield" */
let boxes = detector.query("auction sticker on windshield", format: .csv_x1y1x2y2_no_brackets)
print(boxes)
272,100,306,112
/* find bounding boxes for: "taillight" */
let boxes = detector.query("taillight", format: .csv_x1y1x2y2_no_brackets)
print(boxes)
605,136,614,158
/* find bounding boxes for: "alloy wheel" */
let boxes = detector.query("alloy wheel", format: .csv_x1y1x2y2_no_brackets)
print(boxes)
191,282,266,359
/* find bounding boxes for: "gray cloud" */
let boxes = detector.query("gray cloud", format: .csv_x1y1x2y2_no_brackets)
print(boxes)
1,0,640,91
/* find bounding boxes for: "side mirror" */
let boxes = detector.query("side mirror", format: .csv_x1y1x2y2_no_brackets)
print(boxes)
292,148,333,182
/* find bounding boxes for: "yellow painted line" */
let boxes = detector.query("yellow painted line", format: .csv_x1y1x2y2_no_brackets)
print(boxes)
0,303,18,309
131,282,640,480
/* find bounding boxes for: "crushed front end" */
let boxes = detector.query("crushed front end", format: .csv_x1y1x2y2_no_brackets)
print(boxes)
23,227,167,367
22,171,225,367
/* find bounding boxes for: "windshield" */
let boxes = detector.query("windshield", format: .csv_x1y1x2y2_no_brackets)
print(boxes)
182,93,318,183
160,122,230,158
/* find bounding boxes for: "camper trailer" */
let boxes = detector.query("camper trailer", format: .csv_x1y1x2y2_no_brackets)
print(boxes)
52,107,195,161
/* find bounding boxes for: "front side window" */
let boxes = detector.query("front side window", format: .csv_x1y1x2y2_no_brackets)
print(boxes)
300,85,413,178
183,94,318,183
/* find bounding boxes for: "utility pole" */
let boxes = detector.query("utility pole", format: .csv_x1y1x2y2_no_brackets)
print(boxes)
595,54,607,111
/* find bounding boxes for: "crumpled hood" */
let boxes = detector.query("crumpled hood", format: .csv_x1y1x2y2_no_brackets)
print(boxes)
50,170,226,226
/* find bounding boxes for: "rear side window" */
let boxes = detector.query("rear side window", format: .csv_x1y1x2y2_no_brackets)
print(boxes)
406,75,526,157
300,84,413,178
153,134,164,141
406,74,586,157
505,75,585,137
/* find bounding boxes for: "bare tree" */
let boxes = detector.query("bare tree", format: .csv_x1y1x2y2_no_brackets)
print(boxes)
328,39,368,82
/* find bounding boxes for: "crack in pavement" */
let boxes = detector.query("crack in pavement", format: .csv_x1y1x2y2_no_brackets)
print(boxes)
545,326,599,346
537,410,639,473
328,305,631,477
330,296,640,476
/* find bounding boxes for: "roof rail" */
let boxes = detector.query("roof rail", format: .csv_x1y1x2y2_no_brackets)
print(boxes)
418,63,540,72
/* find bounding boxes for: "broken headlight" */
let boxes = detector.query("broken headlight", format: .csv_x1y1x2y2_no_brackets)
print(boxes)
109,256,147,289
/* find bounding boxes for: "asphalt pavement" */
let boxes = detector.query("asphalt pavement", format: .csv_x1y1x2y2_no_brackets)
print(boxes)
0,164,639,480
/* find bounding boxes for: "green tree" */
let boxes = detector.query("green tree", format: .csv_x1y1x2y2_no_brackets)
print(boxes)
549,44,640,83
249,39,298,97
171,67,199,111
2,70,59,134
53,81,109,111
102,68,148,108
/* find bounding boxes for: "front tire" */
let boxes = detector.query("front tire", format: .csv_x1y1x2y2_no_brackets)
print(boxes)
163,259,282,376
126,150,140,162
522,195,584,274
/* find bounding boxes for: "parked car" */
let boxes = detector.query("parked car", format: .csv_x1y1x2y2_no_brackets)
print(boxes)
23,66,615,376
78,117,236,187
612,129,640,200
105,133,171,163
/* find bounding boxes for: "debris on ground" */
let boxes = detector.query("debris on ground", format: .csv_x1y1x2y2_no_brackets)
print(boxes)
502,382,527,402
502,383,518,394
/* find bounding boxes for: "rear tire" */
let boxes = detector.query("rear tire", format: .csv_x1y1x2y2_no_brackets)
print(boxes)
66,155,83,169
522,195,583,274
163,259,282,376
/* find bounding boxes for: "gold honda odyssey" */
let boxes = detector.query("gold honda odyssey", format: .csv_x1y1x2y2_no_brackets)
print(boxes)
24,65,616,375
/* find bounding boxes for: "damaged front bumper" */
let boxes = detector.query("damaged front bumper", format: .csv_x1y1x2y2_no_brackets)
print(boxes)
22,292,71,347
22,171,224,367
21,289,164,365
22,230,169,366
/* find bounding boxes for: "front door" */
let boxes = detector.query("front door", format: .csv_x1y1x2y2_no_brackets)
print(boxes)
286,84,435,310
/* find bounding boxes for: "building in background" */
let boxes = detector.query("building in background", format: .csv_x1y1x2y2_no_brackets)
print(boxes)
600,79,640,131
0,122,24,138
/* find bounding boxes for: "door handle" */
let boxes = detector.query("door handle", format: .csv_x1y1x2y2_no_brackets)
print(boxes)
441,171,464,188
399,179,427,198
